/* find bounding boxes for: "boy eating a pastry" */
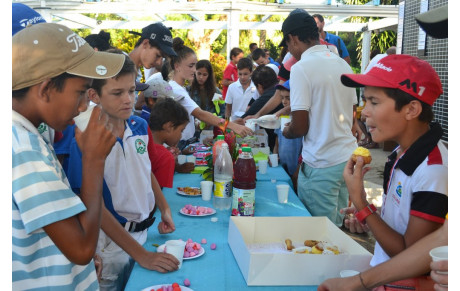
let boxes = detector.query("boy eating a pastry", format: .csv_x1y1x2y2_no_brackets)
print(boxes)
340,54,447,289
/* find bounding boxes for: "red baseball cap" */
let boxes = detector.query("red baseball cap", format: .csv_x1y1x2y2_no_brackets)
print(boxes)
341,54,442,106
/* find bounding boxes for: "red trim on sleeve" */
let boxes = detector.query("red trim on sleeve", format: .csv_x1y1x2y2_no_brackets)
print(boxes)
410,210,445,224
427,146,442,165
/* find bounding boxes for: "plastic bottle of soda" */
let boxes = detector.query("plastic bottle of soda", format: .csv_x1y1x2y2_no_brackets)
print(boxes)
213,143,233,210
231,147,257,216
212,135,226,165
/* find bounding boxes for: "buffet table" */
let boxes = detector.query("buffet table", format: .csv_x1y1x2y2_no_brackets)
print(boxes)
124,169,319,290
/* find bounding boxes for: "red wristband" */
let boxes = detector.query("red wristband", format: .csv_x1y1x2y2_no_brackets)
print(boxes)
355,204,377,223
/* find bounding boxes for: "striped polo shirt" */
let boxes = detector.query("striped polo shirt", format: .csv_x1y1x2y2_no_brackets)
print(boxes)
12,111,98,290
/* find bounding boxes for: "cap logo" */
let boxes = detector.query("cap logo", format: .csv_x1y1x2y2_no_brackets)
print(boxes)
19,16,44,28
399,79,426,96
162,35,173,44
66,32,86,52
374,62,392,72
96,65,108,76
153,91,158,97
150,33,157,40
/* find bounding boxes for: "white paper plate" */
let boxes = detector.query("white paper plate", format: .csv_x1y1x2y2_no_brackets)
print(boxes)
157,244,205,260
176,187,201,197
179,207,216,217
141,284,193,291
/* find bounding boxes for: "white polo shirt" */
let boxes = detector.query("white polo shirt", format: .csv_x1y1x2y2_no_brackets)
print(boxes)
68,116,155,224
371,131,448,266
290,45,357,168
169,80,199,141
225,80,257,121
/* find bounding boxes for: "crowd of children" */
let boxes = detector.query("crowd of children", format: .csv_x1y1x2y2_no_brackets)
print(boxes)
12,2,448,290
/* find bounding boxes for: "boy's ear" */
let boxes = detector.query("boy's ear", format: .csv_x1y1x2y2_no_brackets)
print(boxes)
37,79,53,102
405,100,423,120
87,88,101,104
163,121,174,132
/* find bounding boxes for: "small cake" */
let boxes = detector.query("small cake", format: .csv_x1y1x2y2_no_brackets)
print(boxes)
304,240,320,247
352,146,372,165
311,243,324,254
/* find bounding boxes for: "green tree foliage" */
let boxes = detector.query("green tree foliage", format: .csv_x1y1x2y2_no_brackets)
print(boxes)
210,52,227,89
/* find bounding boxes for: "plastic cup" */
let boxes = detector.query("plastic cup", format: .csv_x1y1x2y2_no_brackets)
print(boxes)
429,246,448,275
178,155,186,165
259,160,268,174
269,154,279,167
164,240,186,269
186,155,196,164
245,119,256,131
280,115,291,130
200,181,213,201
340,270,359,278
73,104,96,131
276,184,289,203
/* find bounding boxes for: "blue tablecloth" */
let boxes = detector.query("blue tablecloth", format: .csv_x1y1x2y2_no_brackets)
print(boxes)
256,165,293,187
125,173,316,291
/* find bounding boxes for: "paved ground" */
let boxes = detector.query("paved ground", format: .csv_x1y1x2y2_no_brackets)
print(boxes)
342,144,393,253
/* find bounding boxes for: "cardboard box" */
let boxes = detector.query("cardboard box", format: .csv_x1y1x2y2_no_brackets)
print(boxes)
228,216,372,286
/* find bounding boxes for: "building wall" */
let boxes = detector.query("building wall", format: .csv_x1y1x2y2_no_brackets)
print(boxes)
399,0,448,141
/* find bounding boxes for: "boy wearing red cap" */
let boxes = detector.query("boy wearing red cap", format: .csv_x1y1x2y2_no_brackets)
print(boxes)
341,54,447,288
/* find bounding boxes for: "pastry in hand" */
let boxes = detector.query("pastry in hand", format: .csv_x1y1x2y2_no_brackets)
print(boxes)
352,146,372,165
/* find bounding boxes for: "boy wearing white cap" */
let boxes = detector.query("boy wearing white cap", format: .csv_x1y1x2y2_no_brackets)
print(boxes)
12,23,124,290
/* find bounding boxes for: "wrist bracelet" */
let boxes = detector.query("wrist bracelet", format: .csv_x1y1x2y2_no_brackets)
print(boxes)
355,204,377,223
359,272,371,290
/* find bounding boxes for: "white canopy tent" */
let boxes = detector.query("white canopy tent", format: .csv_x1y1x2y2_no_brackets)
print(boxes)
13,0,399,71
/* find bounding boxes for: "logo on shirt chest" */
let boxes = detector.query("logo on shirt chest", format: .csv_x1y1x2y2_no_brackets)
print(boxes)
135,139,146,154
390,181,402,206
38,123,47,134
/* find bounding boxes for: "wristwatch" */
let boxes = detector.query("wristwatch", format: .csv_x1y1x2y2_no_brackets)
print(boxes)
355,204,377,223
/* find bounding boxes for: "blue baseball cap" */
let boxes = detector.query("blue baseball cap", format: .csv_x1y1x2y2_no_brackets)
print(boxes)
275,80,290,91
12,3,46,36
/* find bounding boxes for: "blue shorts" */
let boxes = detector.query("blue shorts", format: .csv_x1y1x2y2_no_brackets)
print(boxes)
297,162,349,227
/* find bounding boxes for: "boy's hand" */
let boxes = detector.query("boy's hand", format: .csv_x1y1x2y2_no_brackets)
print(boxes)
93,254,103,282
75,105,116,160
233,124,253,137
243,114,258,121
175,162,195,173
158,208,175,234
430,260,448,290
340,207,370,233
138,252,180,273
343,156,370,209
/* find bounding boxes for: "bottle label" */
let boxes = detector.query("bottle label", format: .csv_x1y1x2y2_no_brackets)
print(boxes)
231,188,255,216
214,181,232,198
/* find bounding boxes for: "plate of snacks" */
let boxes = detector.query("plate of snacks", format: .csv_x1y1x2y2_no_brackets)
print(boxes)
157,239,205,260
141,283,193,291
176,187,201,196
180,205,215,216
284,239,342,255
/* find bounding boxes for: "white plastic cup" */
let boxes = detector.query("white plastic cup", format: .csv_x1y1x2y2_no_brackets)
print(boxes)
178,155,186,165
269,154,279,167
429,246,448,275
186,155,196,164
276,184,289,203
340,270,359,278
259,160,268,174
245,119,256,132
165,240,186,269
200,181,213,201
280,115,291,130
